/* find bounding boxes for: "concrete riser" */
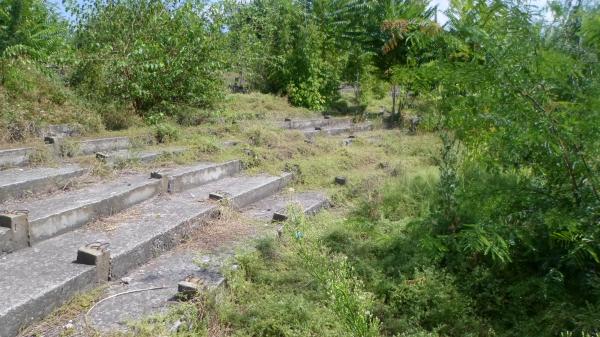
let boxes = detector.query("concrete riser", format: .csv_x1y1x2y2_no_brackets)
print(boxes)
303,123,373,138
0,169,86,204
0,138,132,169
168,160,242,193
229,174,293,209
0,161,244,253
29,181,163,244
0,269,96,337
284,118,352,130
0,148,33,168
77,137,131,156
110,208,219,279
0,165,292,337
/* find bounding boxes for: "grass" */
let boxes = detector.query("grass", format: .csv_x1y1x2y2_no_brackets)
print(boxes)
10,88,442,336
218,93,315,119
0,61,104,144
18,286,106,337
92,114,441,336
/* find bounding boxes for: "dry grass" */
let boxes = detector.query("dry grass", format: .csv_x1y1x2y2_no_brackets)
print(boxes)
219,93,314,119
0,63,104,145
17,287,106,337
178,205,275,253
3,91,441,336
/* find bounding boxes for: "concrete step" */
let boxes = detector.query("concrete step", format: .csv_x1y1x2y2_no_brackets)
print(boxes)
242,191,329,221
158,160,242,193
0,161,242,253
0,174,163,252
73,136,132,156
0,147,35,168
302,121,373,138
0,172,291,337
95,147,187,166
0,136,132,169
87,190,326,333
0,165,87,203
37,124,81,138
281,116,352,130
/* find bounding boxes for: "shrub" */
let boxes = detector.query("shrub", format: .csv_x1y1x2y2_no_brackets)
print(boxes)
70,0,225,115
99,105,139,131
153,123,179,144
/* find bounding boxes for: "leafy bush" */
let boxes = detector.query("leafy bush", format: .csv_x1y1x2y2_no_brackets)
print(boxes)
153,123,179,144
225,0,345,110
0,0,70,61
98,104,140,130
70,0,225,115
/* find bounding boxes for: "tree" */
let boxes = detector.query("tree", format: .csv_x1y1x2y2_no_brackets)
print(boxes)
0,0,69,61
68,0,226,114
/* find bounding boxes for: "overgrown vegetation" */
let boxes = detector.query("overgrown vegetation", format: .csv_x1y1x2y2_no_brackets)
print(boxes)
2,0,600,335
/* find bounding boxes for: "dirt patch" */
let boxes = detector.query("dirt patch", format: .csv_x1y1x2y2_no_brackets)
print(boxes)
178,206,275,253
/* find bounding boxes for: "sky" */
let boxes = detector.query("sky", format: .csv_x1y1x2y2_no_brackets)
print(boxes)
430,0,552,24
47,0,551,25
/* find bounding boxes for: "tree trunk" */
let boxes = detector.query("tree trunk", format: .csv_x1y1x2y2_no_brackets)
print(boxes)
354,71,360,101
397,90,403,127
391,85,398,115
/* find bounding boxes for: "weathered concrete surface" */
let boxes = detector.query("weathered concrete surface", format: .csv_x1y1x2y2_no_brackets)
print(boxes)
242,191,329,221
0,227,12,252
0,213,30,253
0,165,86,203
96,147,187,166
161,160,242,193
89,250,224,332
282,117,352,130
87,190,326,333
38,124,81,138
0,147,34,168
206,173,293,208
77,137,131,155
0,172,290,337
108,200,217,279
0,194,217,337
0,174,163,246
302,121,373,138
0,233,97,337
